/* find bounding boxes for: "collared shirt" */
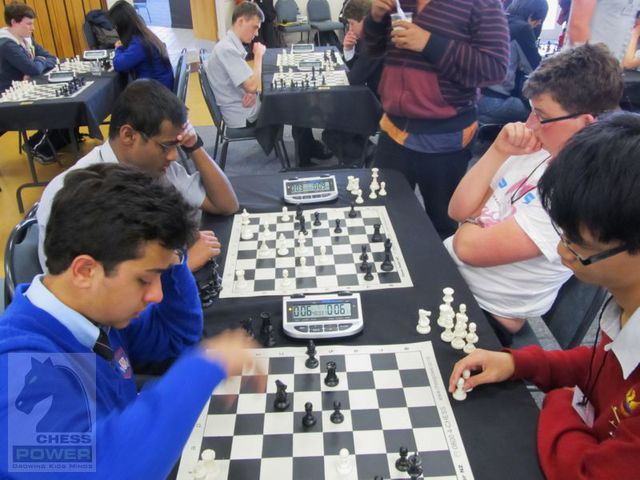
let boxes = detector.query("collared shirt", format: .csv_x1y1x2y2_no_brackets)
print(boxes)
600,298,640,380
25,274,100,350
205,30,260,128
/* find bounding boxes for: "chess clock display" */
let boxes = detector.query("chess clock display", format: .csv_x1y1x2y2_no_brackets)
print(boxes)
282,292,363,338
283,174,338,203
47,71,76,83
83,49,109,61
291,43,315,53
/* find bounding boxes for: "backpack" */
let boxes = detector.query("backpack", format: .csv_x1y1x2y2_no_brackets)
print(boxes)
85,10,119,49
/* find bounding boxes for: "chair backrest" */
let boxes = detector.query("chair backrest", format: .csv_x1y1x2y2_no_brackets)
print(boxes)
83,21,98,50
307,0,332,22
542,276,608,350
275,0,300,23
4,204,43,307
174,48,189,103
198,55,224,129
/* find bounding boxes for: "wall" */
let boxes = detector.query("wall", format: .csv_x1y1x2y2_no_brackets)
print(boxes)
0,0,107,58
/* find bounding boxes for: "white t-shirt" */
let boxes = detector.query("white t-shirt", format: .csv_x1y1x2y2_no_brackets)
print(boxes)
443,150,572,319
36,141,206,270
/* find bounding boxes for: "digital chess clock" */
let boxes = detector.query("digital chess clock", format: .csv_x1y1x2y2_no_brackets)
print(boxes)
83,49,109,60
291,43,314,53
283,174,338,204
282,292,363,339
47,71,75,83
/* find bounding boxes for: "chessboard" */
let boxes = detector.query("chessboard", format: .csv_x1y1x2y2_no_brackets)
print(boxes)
177,341,473,480
276,51,345,69
0,79,94,104
53,57,114,75
219,205,413,299
270,70,349,89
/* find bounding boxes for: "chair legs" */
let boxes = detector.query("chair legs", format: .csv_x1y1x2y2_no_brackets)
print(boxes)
213,127,222,159
219,140,230,171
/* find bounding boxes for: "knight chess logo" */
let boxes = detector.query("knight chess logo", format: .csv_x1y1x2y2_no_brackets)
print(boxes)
7,353,97,473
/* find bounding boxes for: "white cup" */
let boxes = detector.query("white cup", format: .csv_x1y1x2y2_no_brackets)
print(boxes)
391,12,413,30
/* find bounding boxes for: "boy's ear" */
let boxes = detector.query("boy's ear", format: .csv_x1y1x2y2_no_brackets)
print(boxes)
69,255,103,289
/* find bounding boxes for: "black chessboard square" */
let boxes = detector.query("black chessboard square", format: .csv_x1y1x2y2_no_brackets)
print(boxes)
377,388,406,408
356,454,390,480
333,253,354,264
237,250,257,260
312,228,330,238
363,217,381,226
368,234,388,244
281,230,295,240
347,226,366,236
240,376,266,394
372,252,393,262
292,456,324,480
400,369,430,388
269,357,295,374
321,390,350,411
293,412,323,433
351,409,382,430
201,436,232,459
346,371,375,390
228,458,261,479
378,271,401,284
265,392,294,413
323,431,354,455
208,395,238,414
370,353,398,370
255,258,276,269
315,264,336,276
331,235,350,245
275,268,292,278
254,279,276,291
234,413,265,435
420,451,457,477
296,256,316,267
296,277,317,289
336,274,359,286
294,373,321,392
409,406,441,428
383,429,417,453
262,434,293,458
318,354,346,372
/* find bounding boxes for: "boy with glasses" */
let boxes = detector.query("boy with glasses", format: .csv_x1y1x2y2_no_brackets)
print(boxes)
449,112,640,479
446,44,623,346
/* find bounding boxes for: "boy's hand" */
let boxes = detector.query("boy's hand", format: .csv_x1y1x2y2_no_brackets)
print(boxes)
242,92,257,108
343,30,358,50
371,0,395,22
187,231,222,271
491,122,542,158
253,42,266,58
448,349,515,392
177,121,199,149
391,22,430,52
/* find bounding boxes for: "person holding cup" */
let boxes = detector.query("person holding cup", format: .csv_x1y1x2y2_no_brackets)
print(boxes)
362,0,510,239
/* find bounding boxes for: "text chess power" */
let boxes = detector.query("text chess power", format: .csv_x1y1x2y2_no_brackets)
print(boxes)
219,206,413,299
177,342,473,480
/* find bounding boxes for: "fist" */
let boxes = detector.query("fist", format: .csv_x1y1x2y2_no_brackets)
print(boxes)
492,122,543,157
371,0,395,22
343,30,358,50
253,42,266,58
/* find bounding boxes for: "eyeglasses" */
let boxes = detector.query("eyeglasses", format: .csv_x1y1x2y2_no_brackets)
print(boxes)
529,110,587,125
551,223,628,266
139,132,180,154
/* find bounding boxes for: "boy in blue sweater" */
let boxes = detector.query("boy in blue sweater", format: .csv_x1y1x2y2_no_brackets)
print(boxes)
0,163,261,478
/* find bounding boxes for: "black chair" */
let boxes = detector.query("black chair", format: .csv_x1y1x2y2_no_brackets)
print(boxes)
174,48,189,103
307,0,344,46
83,21,98,50
511,276,608,350
275,0,312,45
4,203,43,308
198,49,290,170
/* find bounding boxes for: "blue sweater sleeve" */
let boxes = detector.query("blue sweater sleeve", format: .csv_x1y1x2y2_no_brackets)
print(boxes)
120,261,203,366
112,37,146,73
33,42,56,70
0,40,50,77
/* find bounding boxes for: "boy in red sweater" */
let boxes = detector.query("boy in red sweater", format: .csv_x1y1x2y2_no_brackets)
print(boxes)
449,112,640,480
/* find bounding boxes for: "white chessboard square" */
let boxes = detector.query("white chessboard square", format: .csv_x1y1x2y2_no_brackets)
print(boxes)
204,413,236,437
316,276,338,288
254,268,276,280
230,434,264,459
296,266,315,278
395,351,426,370
233,280,255,293
373,369,403,389
210,459,230,480
353,429,386,455
292,432,325,457
347,389,379,410
263,412,295,435
349,234,369,245
293,391,322,413
335,263,358,275
312,236,332,247
331,244,353,255
212,376,241,395
238,240,259,250
260,457,293,479
323,454,358,480
266,374,295,393
413,427,450,452
275,257,296,268
344,354,373,372
242,357,269,376
236,393,268,414
293,355,318,373
379,407,412,430
236,259,258,271
404,386,435,408
321,410,353,433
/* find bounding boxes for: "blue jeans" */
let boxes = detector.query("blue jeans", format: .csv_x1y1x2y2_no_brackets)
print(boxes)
477,94,530,125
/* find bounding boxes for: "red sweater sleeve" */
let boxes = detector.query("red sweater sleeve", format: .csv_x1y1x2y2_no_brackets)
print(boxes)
538,388,640,480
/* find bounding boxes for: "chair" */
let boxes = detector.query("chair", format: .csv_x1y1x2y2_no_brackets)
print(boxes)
174,48,189,104
198,50,290,170
307,0,344,45
83,21,98,50
275,0,312,45
4,203,43,308
511,276,608,350
133,0,151,22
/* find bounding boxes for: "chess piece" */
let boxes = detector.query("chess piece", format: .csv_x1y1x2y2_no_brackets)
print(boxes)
200,449,216,476
281,206,290,221
299,218,308,236
463,323,479,354
274,379,290,410
437,303,454,328
453,377,467,401
324,361,339,387
277,233,289,256
295,204,304,221
240,317,254,338
299,256,310,273
443,287,455,305
462,369,473,392
364,263,374,281
379,181,387,196
260,312,272,337
302,402,317,427
330,400,344,424
241,208,250,225
258,239,270,257
305,339,319,368
235,269,248,290
240,224,253,240
313,211,321,226
348,202,357,218
336,448,353,475
359,245,368,261
369,184,378,199
407,452,423,480
416,309,431,334
441,316,455,342
380,252,394,272
384,238,392,253
395,446,410,472
355,189,364,204
334,219,342,234
359,253,369,271
371,223,383,242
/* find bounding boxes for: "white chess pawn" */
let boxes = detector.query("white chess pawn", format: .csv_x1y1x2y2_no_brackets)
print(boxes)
317,245,328,265
355,189,364,204
336,448,353,475
451,324,467,350
277,233,289,256
241,208,250,225
346,175,355,193
281,269,292,288
416,309,431,335
452,377,467,401
235,269,248,290
258,238,270,257
442,287,455,305
299,256,309,273
378,181,387,196
369,184,378,200
462,369,473,392
441,324,454,343
201,449,216,475
192,460,207,480
352,178,360,194
240,224,253,240
281,206,291,222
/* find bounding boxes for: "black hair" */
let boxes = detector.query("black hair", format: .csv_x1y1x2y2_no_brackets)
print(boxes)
4,2,35,25
506,0,549,22
45,163,199,275
539,112,640,253
108,0,171,67
108,79,186,139
232,2,265,24
523,43,623,116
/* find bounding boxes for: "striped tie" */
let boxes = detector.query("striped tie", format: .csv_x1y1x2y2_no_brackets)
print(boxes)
93,328,114,361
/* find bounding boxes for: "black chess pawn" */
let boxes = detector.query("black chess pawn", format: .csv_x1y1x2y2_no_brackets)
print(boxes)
360,253,369,272
384,238,392,253
359,245,368,261
330,401,344,424
274,379,290,410
380,252,394,272
364,263,374,281
348,202,357,218
299,218,308,236
260,311,272,337
313,211,321,226
371,223,383,242
395,446,410,471
305,340,319,368
295,204,304,221
324,361,339,387
334,219,342,234
302,402,317,427
407,452,423,480
241,317,254,338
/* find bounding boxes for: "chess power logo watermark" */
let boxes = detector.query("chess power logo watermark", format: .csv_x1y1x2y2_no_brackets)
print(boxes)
7,353,97,473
